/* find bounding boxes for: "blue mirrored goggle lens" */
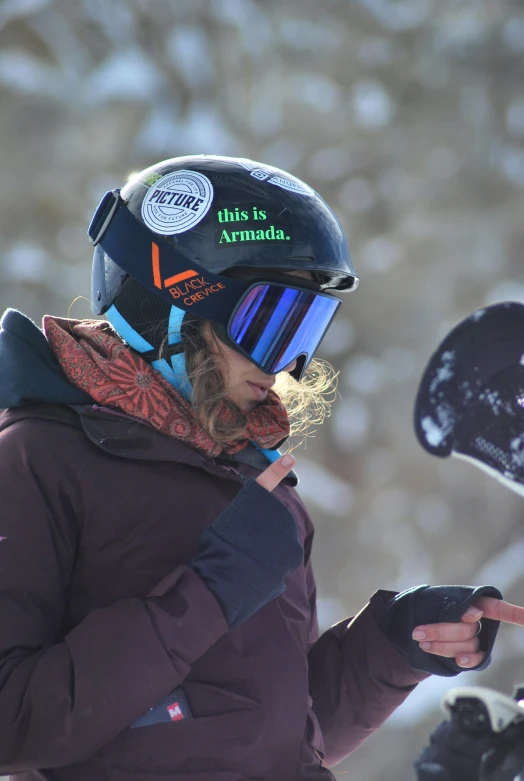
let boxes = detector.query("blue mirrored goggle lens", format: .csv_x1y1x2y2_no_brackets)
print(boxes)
229,284,340,374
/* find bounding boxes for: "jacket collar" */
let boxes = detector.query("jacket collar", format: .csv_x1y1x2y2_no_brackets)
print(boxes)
0,403,298,485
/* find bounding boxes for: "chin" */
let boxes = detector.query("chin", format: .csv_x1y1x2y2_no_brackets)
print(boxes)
226,387,257,413
230,395,258,413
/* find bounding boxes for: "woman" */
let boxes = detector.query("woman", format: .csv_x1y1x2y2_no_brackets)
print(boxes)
0,156,507,780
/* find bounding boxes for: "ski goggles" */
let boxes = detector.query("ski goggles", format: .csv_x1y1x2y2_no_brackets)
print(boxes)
225,281,340,376
89,190,341,379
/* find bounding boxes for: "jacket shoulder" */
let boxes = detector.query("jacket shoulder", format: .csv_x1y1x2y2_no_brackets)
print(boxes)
0,403,82,434
0,404,89,468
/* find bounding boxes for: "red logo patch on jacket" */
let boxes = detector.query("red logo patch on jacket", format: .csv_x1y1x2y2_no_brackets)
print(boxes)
130,687,192,728
167,701,185,721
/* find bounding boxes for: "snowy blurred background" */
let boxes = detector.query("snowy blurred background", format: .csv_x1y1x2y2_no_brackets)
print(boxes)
2,0,524,778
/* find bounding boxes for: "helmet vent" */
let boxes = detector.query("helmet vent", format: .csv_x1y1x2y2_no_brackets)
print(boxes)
209,174,273,201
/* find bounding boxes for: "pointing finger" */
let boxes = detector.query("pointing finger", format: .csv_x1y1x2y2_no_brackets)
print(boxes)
256,454,295,493
473,596,524,627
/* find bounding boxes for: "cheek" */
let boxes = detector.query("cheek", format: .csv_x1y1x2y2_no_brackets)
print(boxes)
222,344,252,381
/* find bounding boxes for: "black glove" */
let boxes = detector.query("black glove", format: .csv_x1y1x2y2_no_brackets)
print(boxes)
377,584,502,676
415,686,524,781
190,478,304,628
488,740,524,781
415,718,495,781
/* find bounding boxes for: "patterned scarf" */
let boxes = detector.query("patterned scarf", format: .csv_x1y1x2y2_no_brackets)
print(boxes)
43,316,290,457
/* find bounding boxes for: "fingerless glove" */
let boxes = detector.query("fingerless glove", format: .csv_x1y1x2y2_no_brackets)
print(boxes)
190,478,304,628
378,584,503,676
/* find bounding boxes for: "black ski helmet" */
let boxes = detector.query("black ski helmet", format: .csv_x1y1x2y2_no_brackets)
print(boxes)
90,154,358,384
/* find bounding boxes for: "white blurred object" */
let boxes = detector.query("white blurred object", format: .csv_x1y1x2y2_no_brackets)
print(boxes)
81,0,136,43
138,101,236,155
339,177,376,214
296,458,355,518
307,147,356,182
0,49,64,97
84,48,164,104
343,354,385,395
501,17,524,52
262,138,304,171
378,167,420,202
211,0,272,58
316,596,348,630
415,495,452,535
355,0,432,32
28,9,92,75
474,537,524,594
363,447,397,485
332,397,371,451
0,0,52,31
3,242,53,283
381,346,416,382
289,73,341,114
166,26,214,88
390,672,470,726
433,7,490,50
249,78,283,136
485,281,524,307
56,224,89,259
352,78,395,129
373,487,410,525
443,687,524,733
136,104,180,154
279,17,345,53
361,236,402,273
358,36,394,67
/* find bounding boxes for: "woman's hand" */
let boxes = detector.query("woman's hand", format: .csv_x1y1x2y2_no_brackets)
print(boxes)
190,454,303,629
413,596,524,669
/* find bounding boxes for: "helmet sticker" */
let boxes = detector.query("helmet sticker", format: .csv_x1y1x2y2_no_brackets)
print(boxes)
268,176,315,197
141,170,214,235
234,158,314,196
250,168,270,181
142,171,163,187
214,203,293,248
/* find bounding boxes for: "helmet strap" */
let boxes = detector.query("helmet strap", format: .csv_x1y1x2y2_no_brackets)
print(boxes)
106,303,193,401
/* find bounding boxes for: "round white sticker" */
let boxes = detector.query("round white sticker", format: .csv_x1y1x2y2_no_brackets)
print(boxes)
141,170,214,235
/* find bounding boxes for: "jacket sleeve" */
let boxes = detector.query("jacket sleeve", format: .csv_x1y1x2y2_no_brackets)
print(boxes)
0,423,228,773
305,523,429,766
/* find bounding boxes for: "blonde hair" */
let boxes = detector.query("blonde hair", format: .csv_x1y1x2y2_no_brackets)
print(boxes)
170,315,337,451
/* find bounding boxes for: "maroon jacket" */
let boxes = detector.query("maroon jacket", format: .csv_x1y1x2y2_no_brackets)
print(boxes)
0,403,427,780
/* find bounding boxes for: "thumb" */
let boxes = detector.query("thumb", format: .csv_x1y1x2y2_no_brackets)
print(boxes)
461,604,484,623
256,454,295,493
